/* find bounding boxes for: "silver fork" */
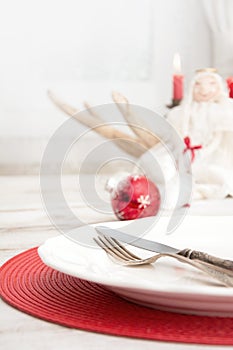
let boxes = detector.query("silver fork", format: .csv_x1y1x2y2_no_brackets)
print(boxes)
94,235,233,287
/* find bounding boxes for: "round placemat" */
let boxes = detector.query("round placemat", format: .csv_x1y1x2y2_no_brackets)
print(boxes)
1,248,233,345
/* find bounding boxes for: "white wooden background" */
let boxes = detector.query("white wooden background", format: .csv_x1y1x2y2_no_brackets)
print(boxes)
0,0,211,174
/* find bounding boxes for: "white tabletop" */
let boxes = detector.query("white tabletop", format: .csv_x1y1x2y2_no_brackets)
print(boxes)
1,175,233,350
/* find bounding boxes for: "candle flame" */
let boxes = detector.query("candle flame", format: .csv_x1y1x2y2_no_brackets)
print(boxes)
173,53,182,74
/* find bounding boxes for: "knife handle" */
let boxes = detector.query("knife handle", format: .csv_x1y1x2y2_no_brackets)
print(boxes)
179,248,233,271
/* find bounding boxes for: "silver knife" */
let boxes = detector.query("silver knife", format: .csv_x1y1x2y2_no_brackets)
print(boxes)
95,225,233,271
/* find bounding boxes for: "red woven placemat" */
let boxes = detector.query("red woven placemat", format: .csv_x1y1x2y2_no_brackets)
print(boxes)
1,248,233,345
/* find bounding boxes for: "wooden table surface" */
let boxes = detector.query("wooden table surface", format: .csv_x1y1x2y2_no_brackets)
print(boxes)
1,175,232,350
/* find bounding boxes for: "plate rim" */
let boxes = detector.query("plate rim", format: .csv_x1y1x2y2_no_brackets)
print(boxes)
38,217,233,299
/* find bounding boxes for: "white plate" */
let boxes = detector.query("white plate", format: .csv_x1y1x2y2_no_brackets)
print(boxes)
38,215,233,316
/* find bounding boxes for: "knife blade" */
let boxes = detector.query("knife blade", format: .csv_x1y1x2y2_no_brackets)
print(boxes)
95,225,233,271
95,226,180,254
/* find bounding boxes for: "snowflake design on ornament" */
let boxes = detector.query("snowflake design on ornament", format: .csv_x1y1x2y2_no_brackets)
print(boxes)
132,175,141,181
137,195,151,209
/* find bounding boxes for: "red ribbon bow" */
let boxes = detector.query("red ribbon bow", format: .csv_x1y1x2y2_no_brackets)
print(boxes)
183,136,202,162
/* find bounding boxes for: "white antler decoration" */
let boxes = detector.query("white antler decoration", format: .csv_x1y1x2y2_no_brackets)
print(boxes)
48,90,159,158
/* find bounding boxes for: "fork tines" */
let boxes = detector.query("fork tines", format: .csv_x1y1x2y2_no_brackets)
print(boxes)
94,235,141,262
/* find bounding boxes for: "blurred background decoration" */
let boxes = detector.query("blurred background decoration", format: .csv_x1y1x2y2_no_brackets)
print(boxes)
0,0,232,174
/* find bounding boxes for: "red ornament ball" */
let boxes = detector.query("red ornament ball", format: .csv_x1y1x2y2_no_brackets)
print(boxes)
108,174,161,220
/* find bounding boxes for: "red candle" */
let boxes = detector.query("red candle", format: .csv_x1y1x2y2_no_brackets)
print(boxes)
173,53,184,101
226,77,233,98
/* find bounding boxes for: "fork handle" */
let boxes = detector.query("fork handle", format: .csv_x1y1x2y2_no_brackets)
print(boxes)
178,248,233,271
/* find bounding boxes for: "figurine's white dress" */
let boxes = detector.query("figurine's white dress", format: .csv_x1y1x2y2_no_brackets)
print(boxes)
167,72,233,200
138,72,233,207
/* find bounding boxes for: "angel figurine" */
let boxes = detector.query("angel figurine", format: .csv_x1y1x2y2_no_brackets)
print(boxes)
166,68,233,200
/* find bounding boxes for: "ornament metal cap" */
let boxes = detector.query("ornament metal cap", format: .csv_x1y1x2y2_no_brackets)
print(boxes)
196,67,217,74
